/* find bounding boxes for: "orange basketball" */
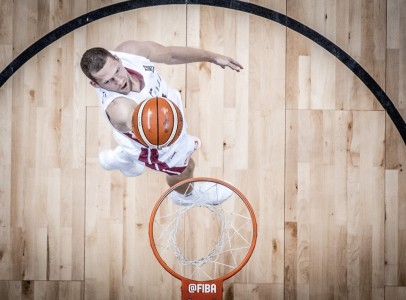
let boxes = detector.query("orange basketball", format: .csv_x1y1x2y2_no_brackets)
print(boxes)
132,97,184,149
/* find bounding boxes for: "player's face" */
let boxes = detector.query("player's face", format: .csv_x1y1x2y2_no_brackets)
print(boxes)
91,56,132,94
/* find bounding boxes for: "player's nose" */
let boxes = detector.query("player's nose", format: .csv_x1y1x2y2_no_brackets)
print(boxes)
115,76,125,86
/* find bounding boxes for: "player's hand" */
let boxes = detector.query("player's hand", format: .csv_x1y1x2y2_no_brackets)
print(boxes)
213,55,243,72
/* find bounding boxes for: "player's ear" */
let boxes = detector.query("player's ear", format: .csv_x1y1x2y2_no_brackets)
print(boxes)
90,80,98,87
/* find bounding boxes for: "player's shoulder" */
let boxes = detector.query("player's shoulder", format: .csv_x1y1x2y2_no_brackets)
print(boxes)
110,50,150,64
114,40,148,55
109,97,137,110
106,97,137,129
113,41,152,61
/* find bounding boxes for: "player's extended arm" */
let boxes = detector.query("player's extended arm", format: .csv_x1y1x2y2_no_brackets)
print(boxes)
115,40,243,72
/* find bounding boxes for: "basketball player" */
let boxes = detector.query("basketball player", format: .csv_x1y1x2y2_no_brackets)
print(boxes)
80,40,242,205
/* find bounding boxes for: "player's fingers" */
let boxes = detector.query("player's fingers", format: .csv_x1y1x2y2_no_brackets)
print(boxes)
229,62,242,72
229,59,243,71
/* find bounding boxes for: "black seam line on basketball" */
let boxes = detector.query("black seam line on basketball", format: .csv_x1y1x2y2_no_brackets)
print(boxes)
156,96,159,147
0,0,404,144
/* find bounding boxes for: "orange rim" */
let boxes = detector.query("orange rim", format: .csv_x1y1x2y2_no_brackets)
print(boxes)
148,177,258,283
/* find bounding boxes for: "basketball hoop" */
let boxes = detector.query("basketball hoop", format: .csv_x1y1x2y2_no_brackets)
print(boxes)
149,177,257,300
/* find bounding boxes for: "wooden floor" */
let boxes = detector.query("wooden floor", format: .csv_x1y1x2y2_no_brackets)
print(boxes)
0,0,405,299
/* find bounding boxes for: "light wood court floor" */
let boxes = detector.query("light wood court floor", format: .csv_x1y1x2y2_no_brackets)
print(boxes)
0,0,405,299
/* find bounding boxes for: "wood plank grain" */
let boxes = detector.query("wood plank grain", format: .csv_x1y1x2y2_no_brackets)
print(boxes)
0,0,404,299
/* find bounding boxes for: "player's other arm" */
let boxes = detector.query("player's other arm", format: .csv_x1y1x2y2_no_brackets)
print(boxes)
106,97,136,133
115,40,243,72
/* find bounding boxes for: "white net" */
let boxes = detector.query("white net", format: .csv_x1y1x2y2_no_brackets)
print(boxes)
170,204,226,268
151,180,255,281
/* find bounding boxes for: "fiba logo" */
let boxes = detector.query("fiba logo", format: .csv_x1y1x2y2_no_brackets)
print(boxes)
188,283,216,294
